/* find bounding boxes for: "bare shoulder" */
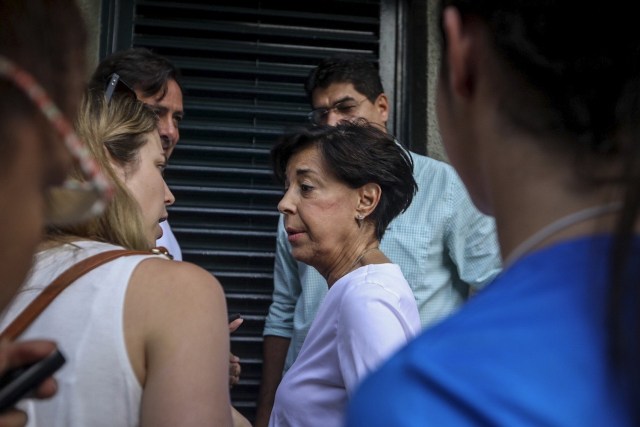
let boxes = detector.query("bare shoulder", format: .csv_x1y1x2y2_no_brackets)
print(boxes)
123,259,232,426
126,258,226,323
124,258,228,363
132,258,222,294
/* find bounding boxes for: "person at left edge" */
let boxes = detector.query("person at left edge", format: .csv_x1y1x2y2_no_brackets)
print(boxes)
0,1,102,425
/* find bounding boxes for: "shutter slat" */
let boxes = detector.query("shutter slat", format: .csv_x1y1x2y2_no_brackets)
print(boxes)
134,34,378,59
136,17,379,42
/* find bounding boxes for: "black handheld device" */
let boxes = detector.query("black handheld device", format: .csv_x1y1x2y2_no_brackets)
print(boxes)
0,348,65,412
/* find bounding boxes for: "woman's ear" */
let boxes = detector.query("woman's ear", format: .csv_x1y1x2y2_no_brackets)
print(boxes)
373,93,389,124
356,183,381,218
442,6,476,99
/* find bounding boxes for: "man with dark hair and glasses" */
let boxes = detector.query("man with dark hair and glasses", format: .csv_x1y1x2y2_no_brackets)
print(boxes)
255,55,503,426
89,47,184,262
89,48,243,389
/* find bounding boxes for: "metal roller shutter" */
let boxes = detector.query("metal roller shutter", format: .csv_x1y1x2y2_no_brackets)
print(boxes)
99,0,418,421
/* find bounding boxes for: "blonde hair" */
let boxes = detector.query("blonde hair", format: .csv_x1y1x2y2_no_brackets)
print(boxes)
49,90,159,250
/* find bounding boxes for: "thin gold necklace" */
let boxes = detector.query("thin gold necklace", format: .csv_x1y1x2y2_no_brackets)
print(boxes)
502,202,621,270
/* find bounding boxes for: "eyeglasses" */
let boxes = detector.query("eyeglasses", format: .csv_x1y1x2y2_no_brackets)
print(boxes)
0,55,113,225
104,73,136,103
307,97,368,125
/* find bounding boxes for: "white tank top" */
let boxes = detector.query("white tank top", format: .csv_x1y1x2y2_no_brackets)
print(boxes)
0,241,161,427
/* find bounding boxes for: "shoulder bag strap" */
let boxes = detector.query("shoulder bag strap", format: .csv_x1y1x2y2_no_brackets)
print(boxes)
0,247,168,342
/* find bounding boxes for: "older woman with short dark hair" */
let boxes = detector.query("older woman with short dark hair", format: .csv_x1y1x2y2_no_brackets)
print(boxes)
268,120,421,427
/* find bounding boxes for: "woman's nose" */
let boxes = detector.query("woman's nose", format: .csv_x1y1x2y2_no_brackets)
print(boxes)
277,190,294,215
164,181,175,206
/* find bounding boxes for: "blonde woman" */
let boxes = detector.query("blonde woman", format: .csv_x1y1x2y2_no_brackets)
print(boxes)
0,90,249,427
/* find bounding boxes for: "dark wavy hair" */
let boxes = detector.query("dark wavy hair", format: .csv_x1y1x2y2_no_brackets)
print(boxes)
439,1,640,422
305,55,384,104
89,47,182,99
271,120,417,241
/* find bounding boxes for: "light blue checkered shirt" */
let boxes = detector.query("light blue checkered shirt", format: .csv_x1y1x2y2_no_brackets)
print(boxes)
264,152,502,372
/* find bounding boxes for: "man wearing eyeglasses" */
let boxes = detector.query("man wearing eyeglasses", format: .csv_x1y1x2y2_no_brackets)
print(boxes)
89,48,184,261
255,55,503,426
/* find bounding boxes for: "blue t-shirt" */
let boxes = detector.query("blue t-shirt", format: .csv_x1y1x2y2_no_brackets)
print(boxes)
345,236,635,426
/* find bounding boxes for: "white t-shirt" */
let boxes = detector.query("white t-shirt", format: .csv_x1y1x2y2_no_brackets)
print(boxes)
157,220,182,261
269,263,421,427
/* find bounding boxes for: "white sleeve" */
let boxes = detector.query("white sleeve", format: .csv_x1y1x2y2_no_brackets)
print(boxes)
336,281,415,396
157,221,182,261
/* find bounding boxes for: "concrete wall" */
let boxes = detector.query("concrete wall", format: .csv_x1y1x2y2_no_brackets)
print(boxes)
425,0,447,161
77,0,102,76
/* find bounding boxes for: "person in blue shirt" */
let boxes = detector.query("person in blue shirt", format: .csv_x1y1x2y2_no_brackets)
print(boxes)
346,1,640,426
255,55,502,426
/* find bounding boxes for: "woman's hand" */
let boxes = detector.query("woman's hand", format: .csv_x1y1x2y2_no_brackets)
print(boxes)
0,340,59,427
